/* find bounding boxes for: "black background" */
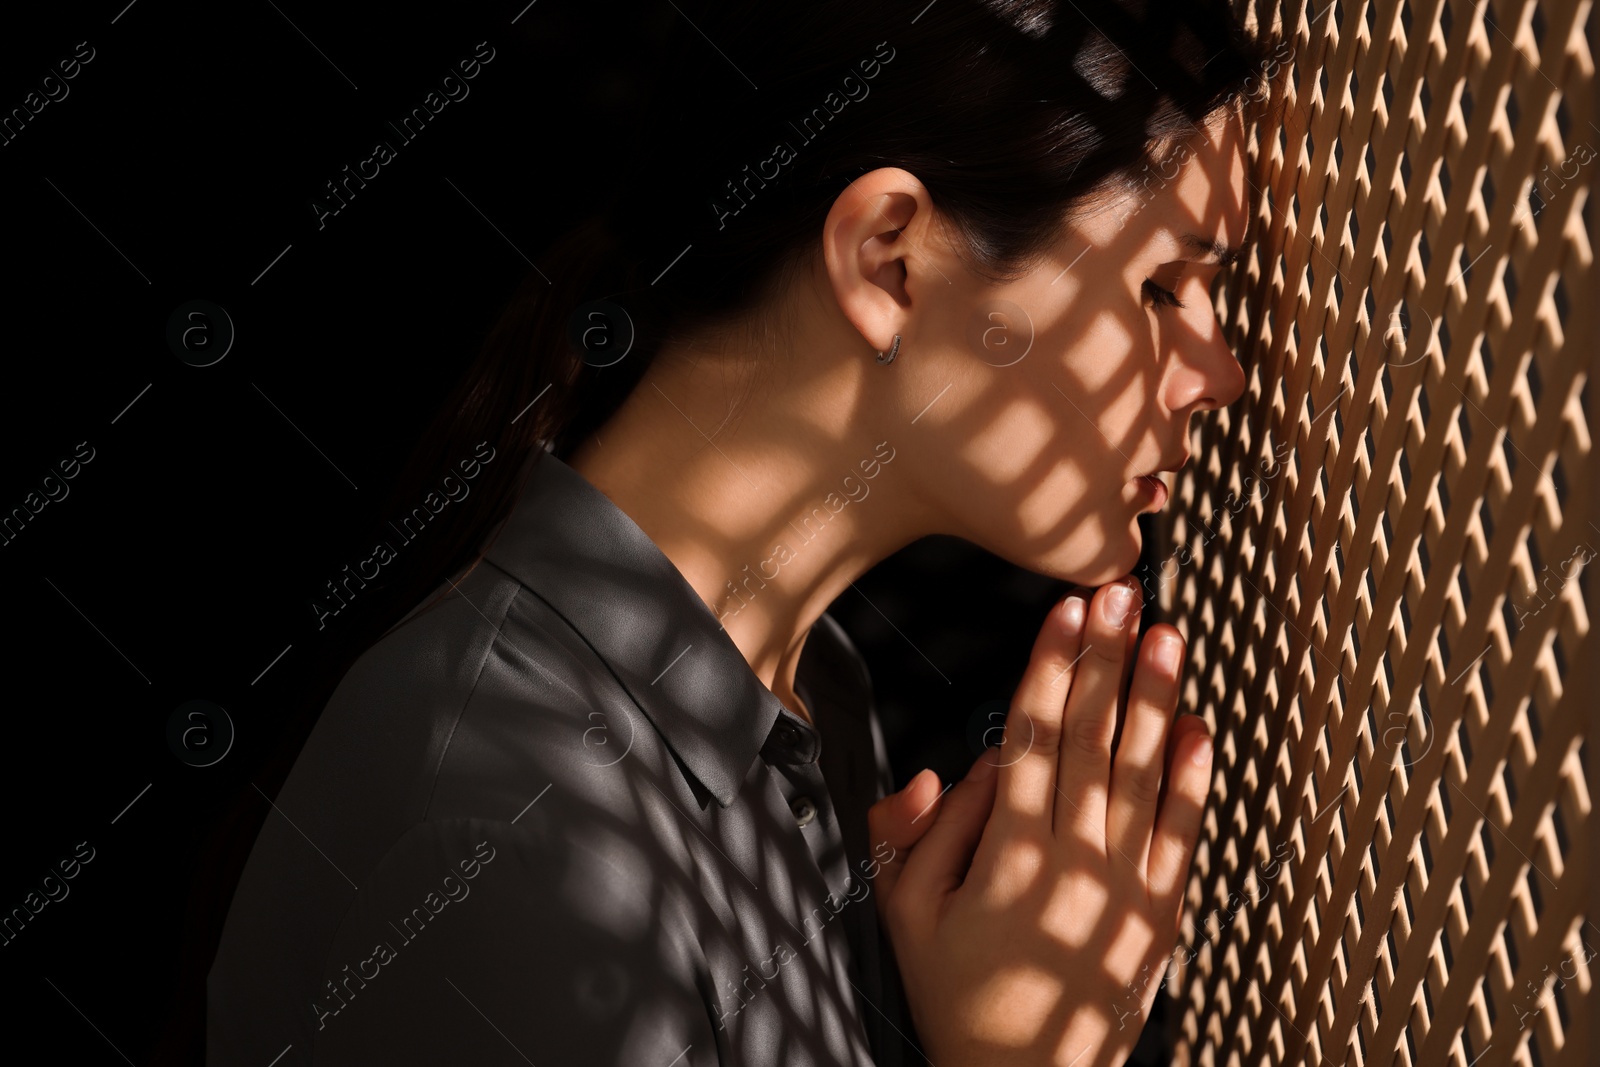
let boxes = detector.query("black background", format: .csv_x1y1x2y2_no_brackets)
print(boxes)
0,2,1170,1062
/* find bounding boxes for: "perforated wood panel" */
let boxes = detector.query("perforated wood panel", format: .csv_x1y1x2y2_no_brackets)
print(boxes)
1154,1,1595,1065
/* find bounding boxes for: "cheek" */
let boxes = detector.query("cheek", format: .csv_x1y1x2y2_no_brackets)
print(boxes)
958,392,1060,479
1053,310,1155,403
1010,462,1124,539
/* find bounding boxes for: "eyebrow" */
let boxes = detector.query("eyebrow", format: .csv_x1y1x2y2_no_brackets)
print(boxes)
1178,232,1247,268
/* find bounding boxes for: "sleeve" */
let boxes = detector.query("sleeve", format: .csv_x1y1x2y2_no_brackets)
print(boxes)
308,816,722,1067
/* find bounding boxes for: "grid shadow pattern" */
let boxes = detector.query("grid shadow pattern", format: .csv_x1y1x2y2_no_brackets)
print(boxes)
1154,1,1594,1064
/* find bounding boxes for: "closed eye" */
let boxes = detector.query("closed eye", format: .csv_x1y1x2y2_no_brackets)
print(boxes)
1143,278,1187,310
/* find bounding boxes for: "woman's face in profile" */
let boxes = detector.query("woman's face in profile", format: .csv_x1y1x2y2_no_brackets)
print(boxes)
879,112,1252,586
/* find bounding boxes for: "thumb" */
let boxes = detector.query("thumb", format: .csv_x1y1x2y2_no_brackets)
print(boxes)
897,747,1000,915
867,767,943,922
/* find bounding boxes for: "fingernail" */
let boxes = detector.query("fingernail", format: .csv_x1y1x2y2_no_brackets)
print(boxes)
1191,734,1212,766
1155,633,1183,675
1061,596,1086,636
1105,583,1134,623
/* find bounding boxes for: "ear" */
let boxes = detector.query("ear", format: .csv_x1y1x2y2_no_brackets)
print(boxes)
821,167,936,355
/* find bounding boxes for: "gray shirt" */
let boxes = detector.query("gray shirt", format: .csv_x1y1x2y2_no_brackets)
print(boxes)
207,449,921,1066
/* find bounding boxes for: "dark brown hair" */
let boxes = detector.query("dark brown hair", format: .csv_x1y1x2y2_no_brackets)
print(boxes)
385,0,1279,631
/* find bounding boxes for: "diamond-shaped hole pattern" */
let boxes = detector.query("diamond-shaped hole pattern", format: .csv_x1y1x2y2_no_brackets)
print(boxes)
1154,3,1591,1066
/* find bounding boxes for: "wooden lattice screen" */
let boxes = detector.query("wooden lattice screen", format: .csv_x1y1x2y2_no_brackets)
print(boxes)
1153,0,1595,1065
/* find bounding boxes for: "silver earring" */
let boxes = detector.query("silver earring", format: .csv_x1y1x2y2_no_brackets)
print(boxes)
875,334,901,365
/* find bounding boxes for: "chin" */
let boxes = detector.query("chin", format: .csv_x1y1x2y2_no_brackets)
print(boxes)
1019,523,1145,588
1083,540,1145,586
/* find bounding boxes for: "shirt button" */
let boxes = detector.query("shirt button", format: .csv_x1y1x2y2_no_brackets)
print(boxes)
775,719,802,748
790,796,817,828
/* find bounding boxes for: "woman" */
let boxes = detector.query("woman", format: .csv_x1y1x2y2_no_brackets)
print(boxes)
207,1,1278,1064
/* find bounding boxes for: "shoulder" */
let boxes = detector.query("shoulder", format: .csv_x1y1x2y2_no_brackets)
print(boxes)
215,559,722,1065
412,562,695,824
283,555,683,871
327,558,524,740
309,816,714,1065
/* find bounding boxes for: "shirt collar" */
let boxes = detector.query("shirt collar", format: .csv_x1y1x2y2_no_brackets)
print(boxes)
481,448,789,808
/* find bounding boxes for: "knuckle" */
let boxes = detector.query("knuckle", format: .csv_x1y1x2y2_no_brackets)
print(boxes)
1120,763,1165,806
1087,634,1126,665
1065,712,1114,759
1007,702,1060,754
1028,648,1076,695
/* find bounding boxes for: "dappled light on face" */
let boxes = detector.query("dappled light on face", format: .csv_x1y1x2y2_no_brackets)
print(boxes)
1046,297,1152,461
1015,461,1107,543
900,113,1254,588
960,391,1064,480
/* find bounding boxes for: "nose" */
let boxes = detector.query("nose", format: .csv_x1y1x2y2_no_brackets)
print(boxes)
1162,309,1247,414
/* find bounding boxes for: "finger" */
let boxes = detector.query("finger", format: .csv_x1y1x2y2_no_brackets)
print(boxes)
991,594,1087,836
1111,582,1144,753
866,767,943,923
896,750,1001,931
1105,625,1185,872
1146,714,1214,912
1053,579,1141,848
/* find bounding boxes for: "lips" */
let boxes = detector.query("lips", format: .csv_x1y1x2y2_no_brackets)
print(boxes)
1134,474,1169,509
1133,451,1191,482
1128,450,1186,512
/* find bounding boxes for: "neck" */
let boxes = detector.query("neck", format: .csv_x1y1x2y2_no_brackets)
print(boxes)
566,343,921,721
